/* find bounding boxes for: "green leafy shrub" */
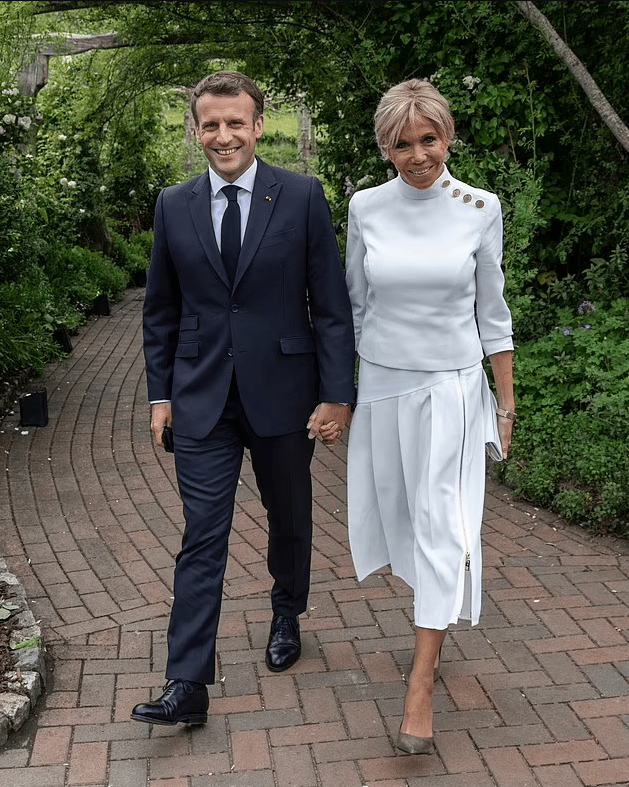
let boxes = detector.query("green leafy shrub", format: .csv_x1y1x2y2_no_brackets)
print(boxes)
0,267,63,375
45,244,129,314
497,296,629,533
553,489,592,523
0,86,43,284
106,230,150,276
0,242,129,377
128,230,154,260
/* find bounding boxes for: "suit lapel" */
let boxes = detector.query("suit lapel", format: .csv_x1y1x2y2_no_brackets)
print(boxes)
189,172,231,289
233,159,281,290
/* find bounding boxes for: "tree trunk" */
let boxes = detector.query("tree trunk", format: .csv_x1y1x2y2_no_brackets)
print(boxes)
517,1,629,153
184,109,197,172
297,106,311,174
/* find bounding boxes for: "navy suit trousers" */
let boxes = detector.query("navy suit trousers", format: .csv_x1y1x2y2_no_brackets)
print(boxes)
166,376,315,684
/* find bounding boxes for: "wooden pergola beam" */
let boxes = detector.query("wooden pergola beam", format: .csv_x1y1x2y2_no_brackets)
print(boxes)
18,33,127,95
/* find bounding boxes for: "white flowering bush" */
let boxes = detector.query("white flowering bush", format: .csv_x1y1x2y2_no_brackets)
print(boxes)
0,65,144,376
0,87,35,148
462,75,481,91
0,84,41,284
36,121,109,249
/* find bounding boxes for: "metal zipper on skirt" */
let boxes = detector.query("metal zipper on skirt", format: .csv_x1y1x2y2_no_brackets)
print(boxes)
457,372,473,620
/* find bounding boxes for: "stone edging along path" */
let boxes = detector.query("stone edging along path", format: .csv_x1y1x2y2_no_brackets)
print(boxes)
0,558,45,746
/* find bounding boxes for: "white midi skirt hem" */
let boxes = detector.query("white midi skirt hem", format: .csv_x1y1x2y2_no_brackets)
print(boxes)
347,360,500,629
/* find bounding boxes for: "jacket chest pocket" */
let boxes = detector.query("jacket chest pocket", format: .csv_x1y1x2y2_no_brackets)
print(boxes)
179,315,199,331
257,227,297,249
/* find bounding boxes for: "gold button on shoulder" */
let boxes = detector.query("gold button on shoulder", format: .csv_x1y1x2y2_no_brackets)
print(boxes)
475,199,485,209
463,194,472,203
442,180,451,188
452,188,461,198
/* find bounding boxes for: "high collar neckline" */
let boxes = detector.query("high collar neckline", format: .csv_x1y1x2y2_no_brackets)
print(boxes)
395,165,452,200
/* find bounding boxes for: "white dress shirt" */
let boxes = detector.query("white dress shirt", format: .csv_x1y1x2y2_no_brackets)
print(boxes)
209,159,257,249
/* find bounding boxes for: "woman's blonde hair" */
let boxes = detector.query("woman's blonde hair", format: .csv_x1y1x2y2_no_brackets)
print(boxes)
374,79,455,159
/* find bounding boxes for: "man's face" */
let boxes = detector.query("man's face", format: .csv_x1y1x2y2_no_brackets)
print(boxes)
195,91,264,182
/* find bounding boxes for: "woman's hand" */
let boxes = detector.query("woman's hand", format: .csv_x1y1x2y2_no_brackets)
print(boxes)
489,350,516,461
496,412,514,460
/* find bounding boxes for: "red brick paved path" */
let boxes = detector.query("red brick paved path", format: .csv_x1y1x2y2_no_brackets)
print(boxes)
1,287,629,787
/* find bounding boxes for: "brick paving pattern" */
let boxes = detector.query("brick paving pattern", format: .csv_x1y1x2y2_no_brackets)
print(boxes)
1,287,629,786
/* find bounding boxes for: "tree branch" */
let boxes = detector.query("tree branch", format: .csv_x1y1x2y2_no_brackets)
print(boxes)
517,0,629,153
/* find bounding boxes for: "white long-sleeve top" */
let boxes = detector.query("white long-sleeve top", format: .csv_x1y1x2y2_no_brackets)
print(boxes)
345,166,513,371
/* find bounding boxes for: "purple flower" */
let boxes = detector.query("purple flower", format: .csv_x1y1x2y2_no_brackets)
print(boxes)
577,300,596,315
562,328,573,336
579,324,592,330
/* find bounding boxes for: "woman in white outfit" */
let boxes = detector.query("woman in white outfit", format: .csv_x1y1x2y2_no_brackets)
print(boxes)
343,80,515,755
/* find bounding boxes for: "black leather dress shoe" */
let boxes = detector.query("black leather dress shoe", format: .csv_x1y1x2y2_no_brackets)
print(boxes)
130,679,208,725
265,614,301,672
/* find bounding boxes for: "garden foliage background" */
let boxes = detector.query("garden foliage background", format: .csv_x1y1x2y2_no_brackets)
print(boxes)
1,0,628,532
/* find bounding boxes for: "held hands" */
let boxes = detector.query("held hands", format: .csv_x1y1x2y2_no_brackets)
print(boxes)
307,402,352,447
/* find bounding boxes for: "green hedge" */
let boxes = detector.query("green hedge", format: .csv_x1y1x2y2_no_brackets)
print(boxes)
496,296,629,534
0,237,150,377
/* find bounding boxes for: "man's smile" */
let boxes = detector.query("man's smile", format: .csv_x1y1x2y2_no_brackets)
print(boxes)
214,147,239,156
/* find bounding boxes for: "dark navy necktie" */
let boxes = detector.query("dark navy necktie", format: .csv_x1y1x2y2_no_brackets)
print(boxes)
221,185,241,284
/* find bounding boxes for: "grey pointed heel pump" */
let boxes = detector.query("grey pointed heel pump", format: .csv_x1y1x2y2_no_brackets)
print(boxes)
395,731,434,755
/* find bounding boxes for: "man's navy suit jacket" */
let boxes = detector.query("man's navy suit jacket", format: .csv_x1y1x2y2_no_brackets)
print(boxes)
143,158,356,439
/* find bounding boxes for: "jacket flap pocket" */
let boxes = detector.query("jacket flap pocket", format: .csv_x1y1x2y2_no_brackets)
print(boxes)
280,336,316,354
258,227,296,249
180,315,199,331
175,342,199,358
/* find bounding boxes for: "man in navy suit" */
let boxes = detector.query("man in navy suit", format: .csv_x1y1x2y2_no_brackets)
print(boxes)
131,72,355,725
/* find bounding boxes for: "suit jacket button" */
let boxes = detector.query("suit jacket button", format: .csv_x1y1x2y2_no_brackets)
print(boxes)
230,304,239,313
227,348,234,357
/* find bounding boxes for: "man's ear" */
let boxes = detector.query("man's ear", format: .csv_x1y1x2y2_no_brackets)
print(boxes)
254,115,264,140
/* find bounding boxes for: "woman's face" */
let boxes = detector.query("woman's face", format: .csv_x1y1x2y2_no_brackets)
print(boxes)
387,117,449,190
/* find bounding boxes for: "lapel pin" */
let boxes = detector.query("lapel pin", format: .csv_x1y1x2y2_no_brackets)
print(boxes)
265,195,272,202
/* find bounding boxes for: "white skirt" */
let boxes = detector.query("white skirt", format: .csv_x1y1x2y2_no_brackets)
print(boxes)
347,359,501,628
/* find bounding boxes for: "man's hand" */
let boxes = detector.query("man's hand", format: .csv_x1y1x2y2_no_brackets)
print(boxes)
150,402,172,449
307,403,352,447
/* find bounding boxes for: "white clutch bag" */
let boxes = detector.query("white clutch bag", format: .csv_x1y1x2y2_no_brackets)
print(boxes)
481,372,504,462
